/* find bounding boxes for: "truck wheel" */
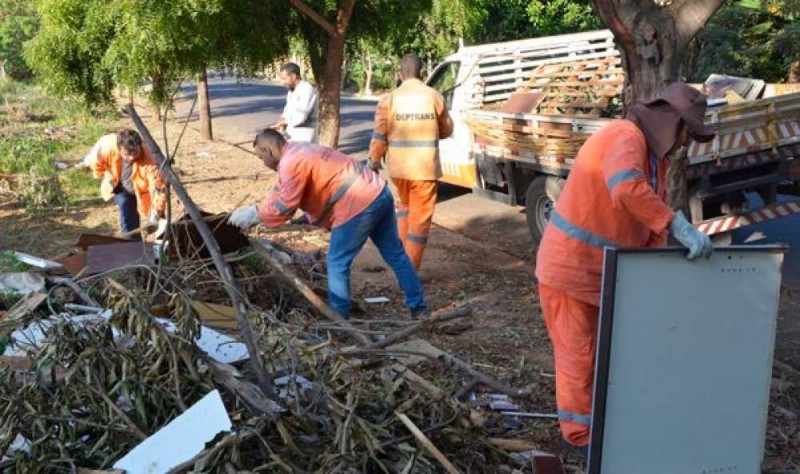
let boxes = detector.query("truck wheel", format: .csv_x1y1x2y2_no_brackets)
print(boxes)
525,176,554,245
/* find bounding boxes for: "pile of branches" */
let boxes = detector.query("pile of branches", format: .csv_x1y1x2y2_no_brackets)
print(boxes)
0,254,503,472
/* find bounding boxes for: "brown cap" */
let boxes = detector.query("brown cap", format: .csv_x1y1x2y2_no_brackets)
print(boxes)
643,83,715,143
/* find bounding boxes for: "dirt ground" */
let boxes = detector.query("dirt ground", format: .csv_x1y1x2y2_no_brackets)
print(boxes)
1,109,798,472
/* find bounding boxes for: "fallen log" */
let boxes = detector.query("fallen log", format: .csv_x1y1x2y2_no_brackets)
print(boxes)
126,105,275,399
359,304,473,350
396,411,462,474
250,238,371,345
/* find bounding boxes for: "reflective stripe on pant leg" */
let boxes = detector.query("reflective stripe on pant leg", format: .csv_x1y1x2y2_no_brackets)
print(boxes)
392,178,411,245
539,283,598,447
405,180,437,270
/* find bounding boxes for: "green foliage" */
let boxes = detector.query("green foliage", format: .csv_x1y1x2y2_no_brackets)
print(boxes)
0,250,27,273
691,0,799,82
0,0,39,79
526,0,602,36
26,0,289,109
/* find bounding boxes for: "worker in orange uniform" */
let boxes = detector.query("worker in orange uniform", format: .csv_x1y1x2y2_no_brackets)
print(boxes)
86,129,166,239
368,52,453,270
535,83,716,458
227,129,427,319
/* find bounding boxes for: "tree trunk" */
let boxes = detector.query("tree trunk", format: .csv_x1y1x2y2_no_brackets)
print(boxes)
364,51,373,96
589,0,725,214
590,1,725,105
316,34,346,147
288,0,356,149
197,69,213,141
789,60,800,83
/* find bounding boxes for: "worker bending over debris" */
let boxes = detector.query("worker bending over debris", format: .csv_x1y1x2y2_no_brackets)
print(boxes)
85,129,166,238
228,129,427,319
535,83,716,457
368,52,453,270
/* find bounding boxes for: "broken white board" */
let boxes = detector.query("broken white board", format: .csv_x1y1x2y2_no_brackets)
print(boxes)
589,246,785,474
156,320,249,364
113,390,231,473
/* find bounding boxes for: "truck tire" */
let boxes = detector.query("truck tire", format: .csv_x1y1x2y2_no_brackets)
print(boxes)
525,176,554,245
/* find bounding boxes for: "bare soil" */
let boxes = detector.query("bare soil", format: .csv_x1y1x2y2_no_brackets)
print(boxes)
1,109,797,472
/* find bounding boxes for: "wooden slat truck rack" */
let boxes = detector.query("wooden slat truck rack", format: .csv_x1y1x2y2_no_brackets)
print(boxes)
425,29,800,243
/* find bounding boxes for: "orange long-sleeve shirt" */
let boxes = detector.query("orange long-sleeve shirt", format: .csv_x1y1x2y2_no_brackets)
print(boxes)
258,142,384,230
87,134,166,217
535,120,675,306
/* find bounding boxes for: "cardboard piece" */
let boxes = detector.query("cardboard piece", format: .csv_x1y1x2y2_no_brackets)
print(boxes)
113,390,231,473
500,91,546,114
75,233,132,251
169,212,250,260
387,339,445,366
85,242,155,275
52,251,88,276
190,301,239,330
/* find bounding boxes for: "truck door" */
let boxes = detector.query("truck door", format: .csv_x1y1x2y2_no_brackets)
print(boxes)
427,61,477,188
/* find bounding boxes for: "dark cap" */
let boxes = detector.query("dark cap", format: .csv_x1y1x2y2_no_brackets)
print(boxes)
644,83,715,143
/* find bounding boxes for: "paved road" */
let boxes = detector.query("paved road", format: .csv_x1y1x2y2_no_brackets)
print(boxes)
175,76,800,289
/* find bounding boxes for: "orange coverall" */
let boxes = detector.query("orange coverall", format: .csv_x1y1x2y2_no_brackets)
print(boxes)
368,78,453,269
535,119,675,447
87,134,166,217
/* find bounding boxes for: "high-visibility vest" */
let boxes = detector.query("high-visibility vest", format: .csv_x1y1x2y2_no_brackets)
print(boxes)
368,78,453,181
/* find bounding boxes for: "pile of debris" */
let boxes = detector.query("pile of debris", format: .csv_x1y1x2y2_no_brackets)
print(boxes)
0,226,559,473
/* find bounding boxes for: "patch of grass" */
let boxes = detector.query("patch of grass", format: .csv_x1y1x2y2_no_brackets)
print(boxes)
0,250,28,273
0,79,117,211
0,291,23,311
61,167,99,202
0,134,73,175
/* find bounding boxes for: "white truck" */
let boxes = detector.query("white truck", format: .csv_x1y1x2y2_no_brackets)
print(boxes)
425,29,800,243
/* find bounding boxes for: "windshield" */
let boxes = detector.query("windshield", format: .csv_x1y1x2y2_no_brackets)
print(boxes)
427,61,459,108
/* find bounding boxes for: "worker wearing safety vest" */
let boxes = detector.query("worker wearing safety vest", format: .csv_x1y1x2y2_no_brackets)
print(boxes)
86,130,166,238
535,83,716,458
368,52,453,270
227,129,427,319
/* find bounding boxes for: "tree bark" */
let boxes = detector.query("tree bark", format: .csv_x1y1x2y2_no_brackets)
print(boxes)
590,0,725,105
197,69,213,141
364,50,373,96
789,60,800,83
289,0,356,148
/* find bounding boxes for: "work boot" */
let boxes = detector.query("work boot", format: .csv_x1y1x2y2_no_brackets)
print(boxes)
410,307,430,321
560,438,589,459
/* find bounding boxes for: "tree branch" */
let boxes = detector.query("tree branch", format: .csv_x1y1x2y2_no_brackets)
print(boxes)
287,0,336,37
676,0,726,40
335,0,357,35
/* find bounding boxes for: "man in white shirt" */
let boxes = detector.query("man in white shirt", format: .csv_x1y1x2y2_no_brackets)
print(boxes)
275,62,319,143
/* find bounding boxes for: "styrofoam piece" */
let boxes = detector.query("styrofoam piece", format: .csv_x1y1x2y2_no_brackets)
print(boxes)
364,296,391,304
3,311,113,356
0,272,45,295
113,390,231,473
4,309,247,364
13,252,65,271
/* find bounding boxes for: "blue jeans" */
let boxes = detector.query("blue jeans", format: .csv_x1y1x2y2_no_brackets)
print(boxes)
328,186,425,318
113,190,140,237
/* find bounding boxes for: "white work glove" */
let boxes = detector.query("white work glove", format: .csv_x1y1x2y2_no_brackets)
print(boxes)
148,210,160,225
227,205,261,231
669,210,713,260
